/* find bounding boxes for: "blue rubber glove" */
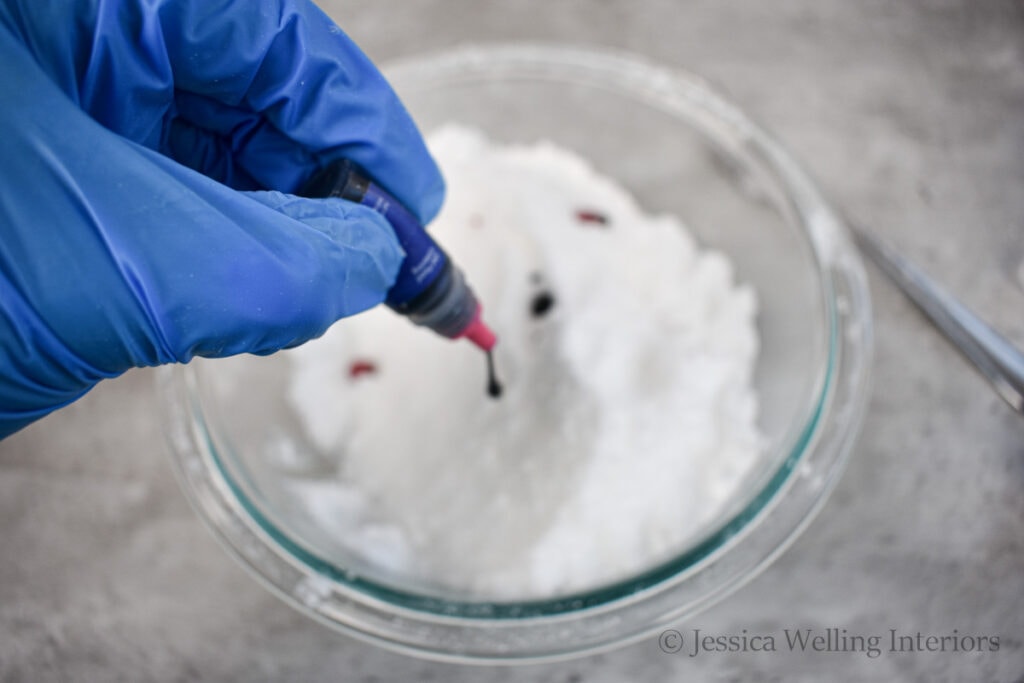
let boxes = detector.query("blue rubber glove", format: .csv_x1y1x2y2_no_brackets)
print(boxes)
0,0,444,438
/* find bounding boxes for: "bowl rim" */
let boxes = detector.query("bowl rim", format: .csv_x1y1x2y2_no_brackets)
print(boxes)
158,43,873,663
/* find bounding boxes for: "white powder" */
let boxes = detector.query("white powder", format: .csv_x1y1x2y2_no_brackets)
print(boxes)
283,125,762,599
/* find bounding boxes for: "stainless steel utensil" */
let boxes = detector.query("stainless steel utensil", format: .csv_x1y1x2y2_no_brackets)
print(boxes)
850,223,1024,416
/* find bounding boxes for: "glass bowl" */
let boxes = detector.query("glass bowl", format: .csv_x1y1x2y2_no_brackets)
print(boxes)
159,44,872,662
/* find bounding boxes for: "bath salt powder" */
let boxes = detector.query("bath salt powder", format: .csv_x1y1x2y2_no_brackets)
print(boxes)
283,125,762,599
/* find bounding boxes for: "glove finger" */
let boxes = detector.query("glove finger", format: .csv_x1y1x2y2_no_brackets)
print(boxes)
165,90,318,192
159,0,445,222
130,173,406,362
237,189,407,339
164,114,264,191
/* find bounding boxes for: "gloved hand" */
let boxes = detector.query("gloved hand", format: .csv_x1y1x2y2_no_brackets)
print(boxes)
0,0,445,438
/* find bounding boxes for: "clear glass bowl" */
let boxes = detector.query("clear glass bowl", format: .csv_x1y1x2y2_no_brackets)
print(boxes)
159,44,872,662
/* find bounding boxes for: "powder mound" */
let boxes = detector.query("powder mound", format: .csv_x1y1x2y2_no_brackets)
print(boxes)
284,125,762,599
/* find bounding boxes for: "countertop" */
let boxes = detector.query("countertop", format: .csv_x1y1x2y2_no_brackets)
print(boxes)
2,1,1022,681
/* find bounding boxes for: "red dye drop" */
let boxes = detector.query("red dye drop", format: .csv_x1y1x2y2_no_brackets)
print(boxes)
348,360,378,379
575,209,609,226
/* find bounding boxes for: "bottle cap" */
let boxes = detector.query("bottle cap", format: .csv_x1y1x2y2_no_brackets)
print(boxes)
459,306,497,351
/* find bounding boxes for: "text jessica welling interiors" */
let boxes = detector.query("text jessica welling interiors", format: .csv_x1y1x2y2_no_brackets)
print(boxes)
658,628,1000,659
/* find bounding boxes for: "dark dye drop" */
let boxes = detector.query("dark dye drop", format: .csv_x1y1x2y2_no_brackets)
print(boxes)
530,290,556,319
486,349,503,399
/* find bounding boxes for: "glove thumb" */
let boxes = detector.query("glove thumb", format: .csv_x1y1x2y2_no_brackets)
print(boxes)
161,190,405,361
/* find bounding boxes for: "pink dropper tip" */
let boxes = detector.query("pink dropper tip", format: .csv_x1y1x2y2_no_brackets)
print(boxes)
459,307,498,351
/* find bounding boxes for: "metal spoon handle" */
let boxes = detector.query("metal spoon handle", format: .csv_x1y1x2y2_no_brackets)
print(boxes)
850,224,1024,415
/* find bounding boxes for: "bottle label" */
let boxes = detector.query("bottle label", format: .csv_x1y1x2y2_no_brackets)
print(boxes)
360,185,447,307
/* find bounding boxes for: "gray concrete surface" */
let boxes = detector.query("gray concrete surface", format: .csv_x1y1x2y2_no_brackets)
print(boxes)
2,0,1024,681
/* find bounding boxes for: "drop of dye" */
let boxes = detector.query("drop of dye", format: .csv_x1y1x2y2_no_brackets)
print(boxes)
575,208,609,226
486,349,503,399
530,291,556,319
